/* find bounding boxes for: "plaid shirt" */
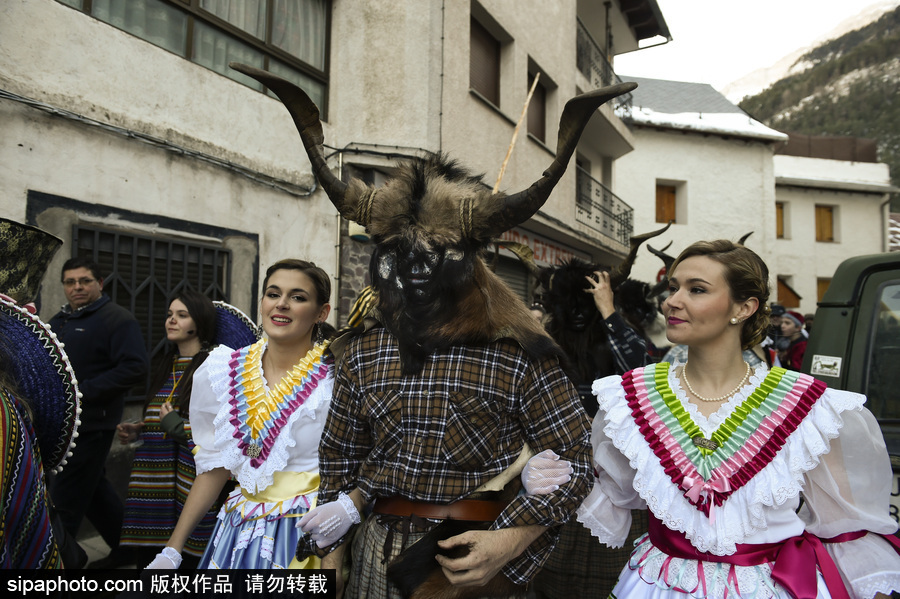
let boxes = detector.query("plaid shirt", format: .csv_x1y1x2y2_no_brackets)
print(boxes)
315,327,592,584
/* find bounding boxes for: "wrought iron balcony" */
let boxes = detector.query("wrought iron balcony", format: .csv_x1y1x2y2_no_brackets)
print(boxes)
575,166,633,247
576,18,632,111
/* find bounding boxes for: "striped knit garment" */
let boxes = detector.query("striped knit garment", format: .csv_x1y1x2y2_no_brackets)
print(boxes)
120,357,218,556
0,387,60,568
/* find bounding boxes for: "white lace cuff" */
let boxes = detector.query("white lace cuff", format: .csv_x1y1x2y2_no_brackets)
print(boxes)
338,492,361,524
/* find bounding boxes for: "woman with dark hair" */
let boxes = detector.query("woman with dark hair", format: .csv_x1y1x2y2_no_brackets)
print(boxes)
118,289,219,569
148,259,335,570
526,240,900,598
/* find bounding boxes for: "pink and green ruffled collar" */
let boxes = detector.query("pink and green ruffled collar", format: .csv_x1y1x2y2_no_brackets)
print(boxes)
623,363,826,518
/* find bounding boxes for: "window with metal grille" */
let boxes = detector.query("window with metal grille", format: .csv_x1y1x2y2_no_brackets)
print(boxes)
71,225,233,364
470,17,500,106
57,0,330,113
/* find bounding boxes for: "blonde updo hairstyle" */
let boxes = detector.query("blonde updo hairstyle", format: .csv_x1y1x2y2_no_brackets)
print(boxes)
669,240,770,350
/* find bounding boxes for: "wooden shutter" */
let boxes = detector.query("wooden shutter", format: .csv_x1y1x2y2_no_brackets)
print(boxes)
815,205,834,242
527,72,546,143
470,18,500,106
775,202,784,238
656,185,676,224
817,278,831,302
776,278,801,308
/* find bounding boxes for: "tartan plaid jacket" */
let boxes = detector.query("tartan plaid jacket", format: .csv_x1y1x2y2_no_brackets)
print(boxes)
313,325,592,584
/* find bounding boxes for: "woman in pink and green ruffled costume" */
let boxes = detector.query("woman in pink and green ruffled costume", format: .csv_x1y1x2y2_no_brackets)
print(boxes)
147,259,334,570
524,240,900,599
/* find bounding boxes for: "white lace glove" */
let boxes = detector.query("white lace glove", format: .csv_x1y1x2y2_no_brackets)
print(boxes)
522,449,573,494
146,547,182,569
298,492,361,548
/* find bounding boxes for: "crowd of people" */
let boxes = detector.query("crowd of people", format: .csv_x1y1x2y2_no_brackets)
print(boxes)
2,209,900,599
1,65,898,599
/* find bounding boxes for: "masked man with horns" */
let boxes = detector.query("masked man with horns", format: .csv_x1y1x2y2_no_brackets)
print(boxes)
231,64,634,598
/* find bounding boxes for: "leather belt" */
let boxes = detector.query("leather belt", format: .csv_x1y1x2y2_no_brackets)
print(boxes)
373,496,505,522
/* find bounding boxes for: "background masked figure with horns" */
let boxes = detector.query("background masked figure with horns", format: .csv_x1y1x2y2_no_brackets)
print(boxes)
534,226,670,419
229,65,636,597
528,228,667,598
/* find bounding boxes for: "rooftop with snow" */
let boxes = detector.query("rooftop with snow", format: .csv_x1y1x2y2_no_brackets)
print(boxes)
619,76,787,142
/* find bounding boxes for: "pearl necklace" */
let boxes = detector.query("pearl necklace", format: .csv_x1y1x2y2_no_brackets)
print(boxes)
682,360,751,402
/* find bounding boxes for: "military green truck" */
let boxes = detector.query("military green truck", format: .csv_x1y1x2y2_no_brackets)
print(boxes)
801,252,900,524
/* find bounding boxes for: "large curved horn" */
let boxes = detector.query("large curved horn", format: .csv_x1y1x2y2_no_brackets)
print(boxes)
647,241,675,272
646,241,675,299
497,241,540,275
229,63,355,220
648,277,669,300
609,222,671,290
484,82,637,238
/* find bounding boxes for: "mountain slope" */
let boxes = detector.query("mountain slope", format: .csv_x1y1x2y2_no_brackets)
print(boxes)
738,6,900,205
722,0,900,102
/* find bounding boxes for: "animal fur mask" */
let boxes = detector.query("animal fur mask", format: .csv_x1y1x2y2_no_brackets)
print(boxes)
232,63,636,373
537,225,670,387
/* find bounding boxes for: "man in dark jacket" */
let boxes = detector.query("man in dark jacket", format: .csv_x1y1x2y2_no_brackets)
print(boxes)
49,257,148,566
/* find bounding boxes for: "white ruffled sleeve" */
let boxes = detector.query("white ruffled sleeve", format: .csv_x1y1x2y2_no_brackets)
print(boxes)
188,345,233,475
800,396,900,599
576,375,647,548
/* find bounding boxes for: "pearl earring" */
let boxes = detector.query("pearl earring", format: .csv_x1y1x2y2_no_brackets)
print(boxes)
730,317,739,325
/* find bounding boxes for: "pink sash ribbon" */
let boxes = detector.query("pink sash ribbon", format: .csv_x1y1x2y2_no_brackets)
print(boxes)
647,513,900,599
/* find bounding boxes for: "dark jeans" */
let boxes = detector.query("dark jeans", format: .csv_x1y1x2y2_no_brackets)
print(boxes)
50,429,123,551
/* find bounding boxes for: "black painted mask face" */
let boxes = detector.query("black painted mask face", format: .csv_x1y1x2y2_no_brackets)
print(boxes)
564,293,597,332
371,233,477,374
616,279,658,330
542,261,604,333
375,238,466,306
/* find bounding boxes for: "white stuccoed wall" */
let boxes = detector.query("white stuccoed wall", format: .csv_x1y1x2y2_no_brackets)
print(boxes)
0,0,341,319
773,155,891,313
614,126,779,287
2,0,656,320
613,128,891,315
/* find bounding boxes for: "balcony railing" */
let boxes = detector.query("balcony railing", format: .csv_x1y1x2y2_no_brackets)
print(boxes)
575,167,633,247
576,18,632,112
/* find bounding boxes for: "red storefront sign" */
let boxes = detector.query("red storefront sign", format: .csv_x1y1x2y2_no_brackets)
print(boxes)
497,228,587,267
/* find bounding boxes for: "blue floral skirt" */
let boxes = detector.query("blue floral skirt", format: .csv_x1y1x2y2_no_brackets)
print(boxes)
199,485,320,569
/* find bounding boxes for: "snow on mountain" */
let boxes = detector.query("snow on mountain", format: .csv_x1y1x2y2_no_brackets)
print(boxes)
721,0,900,103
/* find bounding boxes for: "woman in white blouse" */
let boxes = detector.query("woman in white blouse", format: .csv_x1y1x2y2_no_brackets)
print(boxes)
147,259,334,570
526,239,900,598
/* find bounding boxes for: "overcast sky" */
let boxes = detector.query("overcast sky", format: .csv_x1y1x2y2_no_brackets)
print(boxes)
614,0,899,92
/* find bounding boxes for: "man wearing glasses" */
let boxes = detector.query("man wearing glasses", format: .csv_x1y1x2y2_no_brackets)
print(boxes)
49,257,148,568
